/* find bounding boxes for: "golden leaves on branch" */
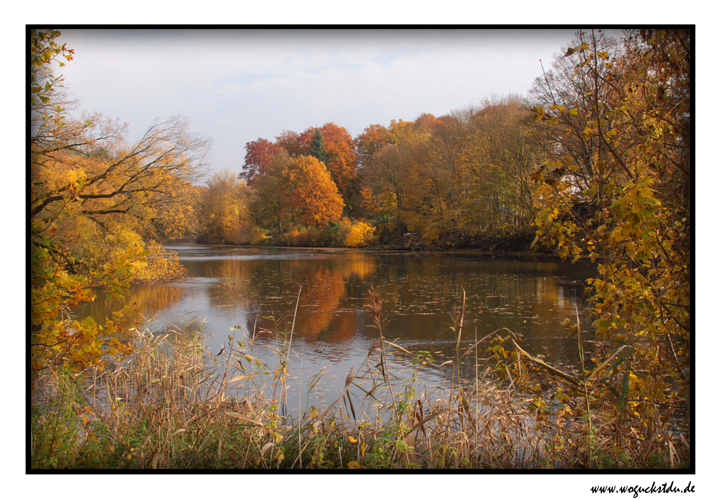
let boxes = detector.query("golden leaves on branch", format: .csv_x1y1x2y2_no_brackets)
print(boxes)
30,31,209,371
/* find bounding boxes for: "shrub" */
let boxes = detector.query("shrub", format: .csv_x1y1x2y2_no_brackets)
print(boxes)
249,226,268,246
278,226,322,247
337,218,376,248
343,220,376,247
320,222,342,247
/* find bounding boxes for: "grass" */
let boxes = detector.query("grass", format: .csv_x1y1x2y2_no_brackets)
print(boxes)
29,290,690,470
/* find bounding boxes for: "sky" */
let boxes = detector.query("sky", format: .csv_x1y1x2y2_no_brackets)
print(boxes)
54,28,584,180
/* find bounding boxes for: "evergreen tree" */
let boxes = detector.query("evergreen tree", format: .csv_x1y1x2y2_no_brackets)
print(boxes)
309,128,331,165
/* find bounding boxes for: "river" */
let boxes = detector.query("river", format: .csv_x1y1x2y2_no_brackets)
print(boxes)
77,245,596,414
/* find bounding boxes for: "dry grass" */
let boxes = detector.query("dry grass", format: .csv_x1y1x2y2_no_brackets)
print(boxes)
30,290,690,470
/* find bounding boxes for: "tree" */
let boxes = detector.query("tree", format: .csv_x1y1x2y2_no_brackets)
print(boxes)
281,155,344,228
530,29,690,437
360,141,411,241
30,30,209,371
250,148,295,233
317,123,358,203
529,30,623,196
241,138,281,186
196,170,255,244
354,100,541,247
275,129,305,157
355,123,392,172
457,96,540,242
309,128,331,165
297,123,358,210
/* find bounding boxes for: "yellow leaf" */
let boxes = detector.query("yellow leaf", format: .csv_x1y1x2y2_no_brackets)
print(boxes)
347,461,362,469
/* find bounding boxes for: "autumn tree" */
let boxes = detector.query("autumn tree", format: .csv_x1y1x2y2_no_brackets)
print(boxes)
529,31,623,195
281,155,344,228
359,143,403,239
407,113,462,242
275,129,305,157
240,138,281,186
355,123,392,172
353,100,542,248
290,123,357,210
455,96,540,242
359,126,418,241
317,123,358,208
30,29,209,371
249,148,295,233
364,116,465,244
196,170,255,244
357,117,447,243
530,29,690,443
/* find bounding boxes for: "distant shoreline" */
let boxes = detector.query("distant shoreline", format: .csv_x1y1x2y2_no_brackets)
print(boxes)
164,238,576,262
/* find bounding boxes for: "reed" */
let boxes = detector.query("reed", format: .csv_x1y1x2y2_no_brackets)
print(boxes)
30,288,689,469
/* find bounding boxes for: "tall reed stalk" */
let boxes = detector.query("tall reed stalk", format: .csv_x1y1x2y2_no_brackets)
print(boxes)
575,298,594,468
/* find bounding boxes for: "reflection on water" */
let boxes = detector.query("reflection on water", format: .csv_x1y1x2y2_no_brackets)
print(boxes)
76,245,595,412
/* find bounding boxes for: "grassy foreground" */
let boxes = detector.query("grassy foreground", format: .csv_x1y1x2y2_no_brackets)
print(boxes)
30,290,689,470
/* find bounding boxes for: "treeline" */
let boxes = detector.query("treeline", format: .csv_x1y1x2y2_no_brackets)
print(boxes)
195,95,542,250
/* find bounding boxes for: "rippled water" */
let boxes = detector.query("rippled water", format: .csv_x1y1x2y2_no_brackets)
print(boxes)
77,245,596,413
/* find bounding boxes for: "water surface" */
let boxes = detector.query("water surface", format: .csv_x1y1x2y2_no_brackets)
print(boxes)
78,245,596,412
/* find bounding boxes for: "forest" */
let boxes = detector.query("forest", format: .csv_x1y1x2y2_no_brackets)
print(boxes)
30,28,690,469
198,95,539,250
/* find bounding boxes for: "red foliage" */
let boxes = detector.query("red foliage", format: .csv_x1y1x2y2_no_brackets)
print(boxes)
241,138,281,185
275,130,306,157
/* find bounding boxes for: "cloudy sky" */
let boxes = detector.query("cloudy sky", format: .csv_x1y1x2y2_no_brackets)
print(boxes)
55,28,582,179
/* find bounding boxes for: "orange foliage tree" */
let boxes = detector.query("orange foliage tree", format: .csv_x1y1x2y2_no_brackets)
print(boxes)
313,123,358,207
355,123,392,171
275,123,358,211
249,148,295,233
275,129,305,157
281,155,344,228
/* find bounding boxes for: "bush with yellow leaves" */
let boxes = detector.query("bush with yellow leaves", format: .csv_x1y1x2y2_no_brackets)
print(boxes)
341,218,376,248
